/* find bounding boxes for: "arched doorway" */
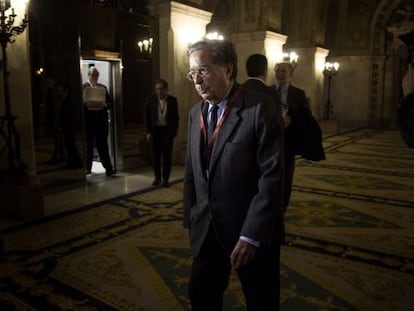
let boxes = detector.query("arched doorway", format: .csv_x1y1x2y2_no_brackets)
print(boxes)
372,1,413,128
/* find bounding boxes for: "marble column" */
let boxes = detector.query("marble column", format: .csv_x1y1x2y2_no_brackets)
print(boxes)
148,1,212,164
0,0,44,219
232,31,287,85
291,47,329,119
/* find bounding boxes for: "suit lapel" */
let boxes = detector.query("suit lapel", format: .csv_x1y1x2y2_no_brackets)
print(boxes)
208,96,243,172
192,102,207,177
287,85,293,108
152,96,158,121
287,85,298,110
165,96,171,120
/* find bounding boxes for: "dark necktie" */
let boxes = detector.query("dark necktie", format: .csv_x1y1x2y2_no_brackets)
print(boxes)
208,105,219,141
276,85,282,99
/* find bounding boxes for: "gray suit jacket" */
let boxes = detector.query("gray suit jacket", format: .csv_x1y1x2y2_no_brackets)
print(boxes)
183,84,285,257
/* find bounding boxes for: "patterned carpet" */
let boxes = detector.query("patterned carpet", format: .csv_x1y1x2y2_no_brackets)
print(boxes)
1,128,413,310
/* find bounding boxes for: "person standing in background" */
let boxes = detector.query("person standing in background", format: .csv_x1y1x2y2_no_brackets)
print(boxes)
83,66,115,176
273,62,325,211
243,53,283,119
45,78,65,165
57,84,83,169
144,79,179,187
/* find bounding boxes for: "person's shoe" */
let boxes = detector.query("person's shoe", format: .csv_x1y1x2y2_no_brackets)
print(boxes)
162,180,170,187
106,169,116,176
152,178,161,186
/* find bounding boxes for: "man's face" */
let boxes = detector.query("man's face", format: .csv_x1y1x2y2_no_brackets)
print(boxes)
89,71,99,85
188,49,232,103
274,63,292,85
155,82,167,100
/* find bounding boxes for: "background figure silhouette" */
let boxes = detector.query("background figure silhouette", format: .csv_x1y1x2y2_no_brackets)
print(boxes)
57,84,83,169
399,57,414,147
45,78,65,165
144,79,179,187
82,66,115,176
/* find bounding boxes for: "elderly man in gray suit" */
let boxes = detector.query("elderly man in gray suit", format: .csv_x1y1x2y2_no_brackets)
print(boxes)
183,39,285,311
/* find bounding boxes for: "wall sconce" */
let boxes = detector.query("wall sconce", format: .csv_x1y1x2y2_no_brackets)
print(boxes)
323,62,340,76
0,0,11,11
137,37,153,55
35,67,44,75
276,51,299,69
323,62,340,120
205,31,224,40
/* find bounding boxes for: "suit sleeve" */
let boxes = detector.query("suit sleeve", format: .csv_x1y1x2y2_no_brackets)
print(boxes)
292,90,325,161
241,97,285,246
287,88,312,155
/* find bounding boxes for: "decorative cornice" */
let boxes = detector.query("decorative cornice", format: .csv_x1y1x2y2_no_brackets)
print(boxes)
232,30,287,42
154,1,212,20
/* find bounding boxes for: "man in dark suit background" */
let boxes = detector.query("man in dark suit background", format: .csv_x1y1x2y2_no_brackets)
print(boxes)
242,53,285,156
243,53,283,117
183,40,284,310
273,62,325,211
144,79,179,187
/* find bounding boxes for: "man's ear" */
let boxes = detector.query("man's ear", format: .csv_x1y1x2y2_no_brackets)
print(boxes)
225,64,233,79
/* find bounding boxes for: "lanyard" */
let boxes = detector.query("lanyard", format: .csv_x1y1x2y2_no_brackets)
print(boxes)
199,85,241,161
158,99,167,114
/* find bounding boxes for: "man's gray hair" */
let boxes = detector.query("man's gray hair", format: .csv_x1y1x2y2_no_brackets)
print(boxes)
187,39,238,80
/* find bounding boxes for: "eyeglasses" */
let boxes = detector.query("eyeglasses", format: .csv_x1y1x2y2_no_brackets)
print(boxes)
186,66,210,81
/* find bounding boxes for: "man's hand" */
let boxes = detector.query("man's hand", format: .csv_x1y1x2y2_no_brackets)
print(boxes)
402,63,414,97
283,115,291,128
146,133,152,142
230,239,257,270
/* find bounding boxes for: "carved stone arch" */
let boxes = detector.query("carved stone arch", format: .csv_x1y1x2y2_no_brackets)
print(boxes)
369,0,412,127
370,1,407,73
